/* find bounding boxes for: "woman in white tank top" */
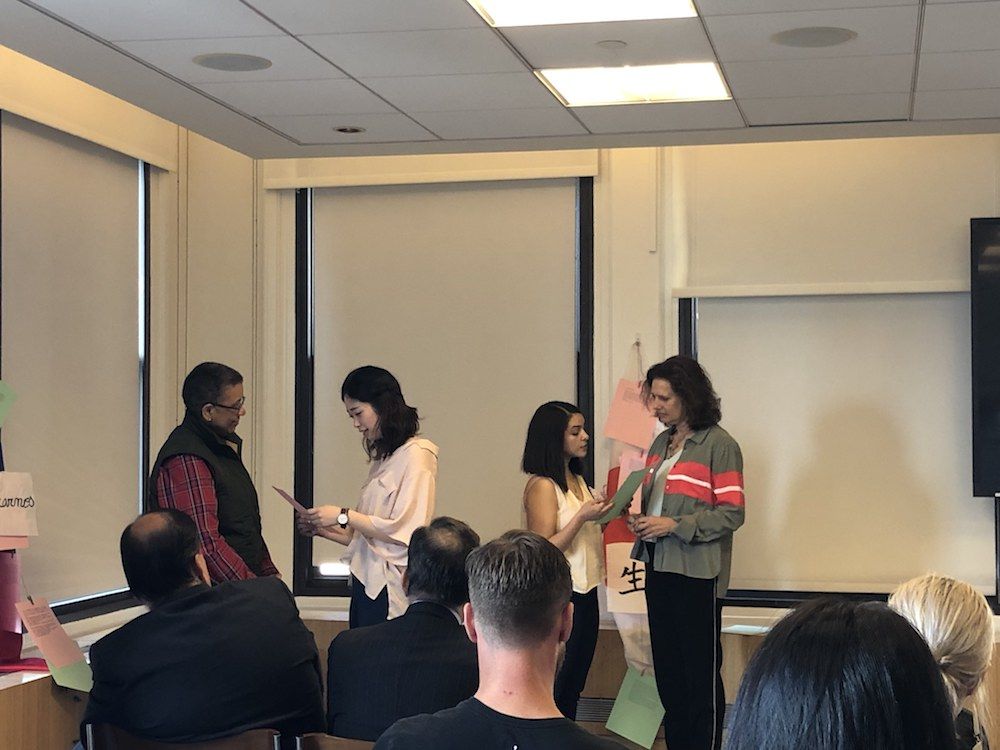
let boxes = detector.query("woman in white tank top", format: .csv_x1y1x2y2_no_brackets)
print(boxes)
521,401,613,720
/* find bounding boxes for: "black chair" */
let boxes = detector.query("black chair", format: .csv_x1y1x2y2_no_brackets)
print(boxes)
294,733,374,750
84,724,281,750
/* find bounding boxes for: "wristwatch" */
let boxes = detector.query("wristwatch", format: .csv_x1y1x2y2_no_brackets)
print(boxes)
336,507,350,529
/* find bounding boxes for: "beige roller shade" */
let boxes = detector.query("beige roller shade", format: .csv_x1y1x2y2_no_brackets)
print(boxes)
2,112,140,604
311,179,579,563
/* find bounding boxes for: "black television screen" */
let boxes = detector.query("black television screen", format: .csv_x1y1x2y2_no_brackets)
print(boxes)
972,218,1000,497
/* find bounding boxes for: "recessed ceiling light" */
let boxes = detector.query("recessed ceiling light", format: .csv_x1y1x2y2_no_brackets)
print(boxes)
192,53,272,72
536,63,730,107
771,26,858,48
467,0,696,27
333,126,367,134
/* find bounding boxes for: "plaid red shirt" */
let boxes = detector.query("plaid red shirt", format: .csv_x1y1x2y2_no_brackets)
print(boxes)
156,454,278,582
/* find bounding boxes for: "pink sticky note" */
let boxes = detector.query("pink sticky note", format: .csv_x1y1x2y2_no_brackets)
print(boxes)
272,486,308,514
604,379,656,449
14,599,85,669
0,537,28,550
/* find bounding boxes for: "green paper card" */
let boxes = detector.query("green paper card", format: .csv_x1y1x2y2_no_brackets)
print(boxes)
598,468,650,524
606,666,665,749
50,659,93,692
0,381,16,428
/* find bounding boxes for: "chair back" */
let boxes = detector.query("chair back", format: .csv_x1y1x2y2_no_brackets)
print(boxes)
85,724,280,750
295,734,375,750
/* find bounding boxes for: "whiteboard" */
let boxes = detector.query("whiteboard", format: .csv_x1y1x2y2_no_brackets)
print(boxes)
697,293,995,595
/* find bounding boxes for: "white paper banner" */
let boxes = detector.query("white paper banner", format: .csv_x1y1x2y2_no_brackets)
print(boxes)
606,541,647,615
0,473,37,537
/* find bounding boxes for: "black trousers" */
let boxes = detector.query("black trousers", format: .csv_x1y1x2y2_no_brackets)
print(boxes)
554,588,600,720
644,568,724,750
348,574,388,629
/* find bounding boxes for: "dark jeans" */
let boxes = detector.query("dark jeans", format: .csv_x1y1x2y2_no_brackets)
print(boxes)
348,574,388,629
554,588,600,720
645,569,724,750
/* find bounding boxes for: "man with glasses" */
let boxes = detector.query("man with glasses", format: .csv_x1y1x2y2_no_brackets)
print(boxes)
149,361,279,582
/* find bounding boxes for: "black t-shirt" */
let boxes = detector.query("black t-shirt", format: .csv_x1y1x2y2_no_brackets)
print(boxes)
956,709,989,750
374,698,626,750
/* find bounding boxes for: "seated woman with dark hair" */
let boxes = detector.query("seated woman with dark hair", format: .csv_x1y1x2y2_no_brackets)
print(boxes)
725,597,956,750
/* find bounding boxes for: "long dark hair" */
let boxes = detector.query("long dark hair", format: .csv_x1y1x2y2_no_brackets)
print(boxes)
644,355,721,430
341,366,420,461
521,401,584,492
725,597,956,750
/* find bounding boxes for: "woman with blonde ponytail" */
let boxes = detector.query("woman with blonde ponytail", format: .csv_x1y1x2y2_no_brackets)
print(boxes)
889,573,994,750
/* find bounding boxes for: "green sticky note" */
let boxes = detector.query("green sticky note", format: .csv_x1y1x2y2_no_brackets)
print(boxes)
0,381,16,428
50,659,93,692
598,468,650,524
606,666,664,749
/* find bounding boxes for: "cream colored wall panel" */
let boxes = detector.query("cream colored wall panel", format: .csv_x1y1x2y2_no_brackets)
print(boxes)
260,149,598,189
681,134,1000,288
0,46,177,170
183,132,256,468
593,148,672,479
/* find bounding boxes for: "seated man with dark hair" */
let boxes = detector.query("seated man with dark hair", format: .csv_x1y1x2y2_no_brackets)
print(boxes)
375,530,625,749
82,510,324,747
327,516,481,741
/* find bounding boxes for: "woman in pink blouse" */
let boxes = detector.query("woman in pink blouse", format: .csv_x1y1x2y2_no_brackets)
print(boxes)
300,366,437,628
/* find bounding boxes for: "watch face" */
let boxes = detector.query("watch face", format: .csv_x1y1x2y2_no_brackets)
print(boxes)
337,511,349,526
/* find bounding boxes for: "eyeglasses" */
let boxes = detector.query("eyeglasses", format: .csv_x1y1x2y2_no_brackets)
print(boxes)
211,396,246,412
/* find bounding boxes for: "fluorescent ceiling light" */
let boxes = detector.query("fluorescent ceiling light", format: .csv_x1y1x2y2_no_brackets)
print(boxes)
537,63,730,107
467,0,696,27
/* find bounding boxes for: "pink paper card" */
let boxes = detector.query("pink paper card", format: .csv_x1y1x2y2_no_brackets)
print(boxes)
618,449,647,514
272,486,308,514
0,551,21,634
0,537,28,550
14,599,85,669
604,379,655,449
0,630,22,662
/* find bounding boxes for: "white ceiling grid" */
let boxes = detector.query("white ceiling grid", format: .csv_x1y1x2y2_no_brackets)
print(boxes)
2,0,1000,157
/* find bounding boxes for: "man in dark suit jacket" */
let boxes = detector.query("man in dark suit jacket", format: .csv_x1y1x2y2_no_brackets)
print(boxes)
82,509,324,748
327,516,481,741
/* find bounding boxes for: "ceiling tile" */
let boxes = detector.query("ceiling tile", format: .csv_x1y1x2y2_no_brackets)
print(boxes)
246,0,484,34
697,1,916,14
919,51,1000,91
260,113,437,143
724,54,913,98
301,28,526,78
741,92,909,125
412,108,588,139
572,100,744,133
704,6,919,62
196,79,396,117
921,2,1000,53
914,89,1000,120
501,18,714,69
364,72,559,112
118,36,342,83
32,0,283,41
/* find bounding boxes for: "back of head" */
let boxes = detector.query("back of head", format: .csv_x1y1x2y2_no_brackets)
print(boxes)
889,573,994,717
725,597,955,750
407,517,481,609
466,530,571,649
120,510,202,605
341,365,419,459
181,361,242,415
521,401,583,491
